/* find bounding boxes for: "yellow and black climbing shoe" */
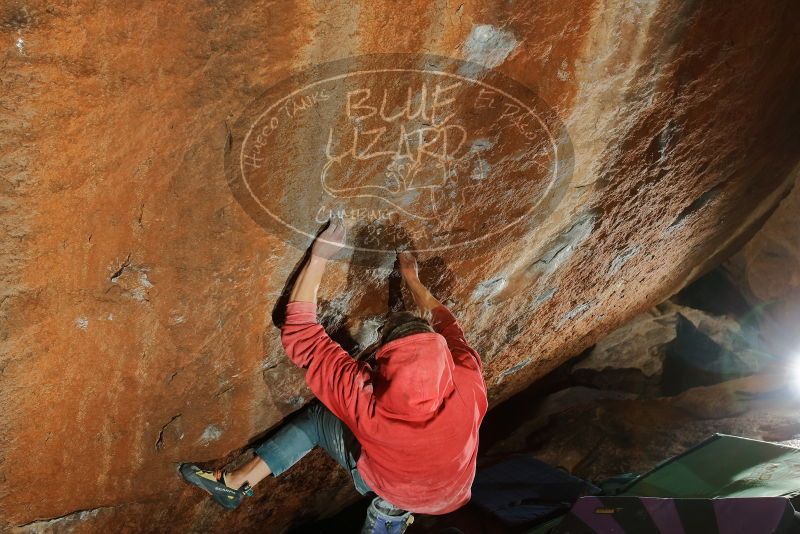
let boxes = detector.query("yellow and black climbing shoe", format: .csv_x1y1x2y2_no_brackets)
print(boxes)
179,463,253,510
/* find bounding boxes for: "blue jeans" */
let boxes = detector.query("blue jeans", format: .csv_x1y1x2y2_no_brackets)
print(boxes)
255,402,413,533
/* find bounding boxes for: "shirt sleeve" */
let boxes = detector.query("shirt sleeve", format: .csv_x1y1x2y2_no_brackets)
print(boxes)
280,301,373,427
431,305,484,373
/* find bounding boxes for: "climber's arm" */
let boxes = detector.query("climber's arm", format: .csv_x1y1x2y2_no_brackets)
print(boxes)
398,253,483,373
288,255,328,305
429,305,483,373
289,218,345,305
398,252,443,311
281,303,373,426
281,219,372,425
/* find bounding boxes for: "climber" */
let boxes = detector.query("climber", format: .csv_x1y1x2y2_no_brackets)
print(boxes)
179,217,488,532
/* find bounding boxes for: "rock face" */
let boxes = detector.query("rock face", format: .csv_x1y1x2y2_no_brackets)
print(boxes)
2,1,800,531
572,301,766,396
723,170,800,359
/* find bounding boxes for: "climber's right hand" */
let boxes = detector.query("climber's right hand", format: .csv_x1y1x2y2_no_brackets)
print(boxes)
398,251,444,311
398,251,420,283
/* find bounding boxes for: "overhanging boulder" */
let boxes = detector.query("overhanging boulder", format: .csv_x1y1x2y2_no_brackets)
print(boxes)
2,1,800,531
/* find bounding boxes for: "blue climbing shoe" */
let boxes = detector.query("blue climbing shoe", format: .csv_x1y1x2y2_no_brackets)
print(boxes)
179,463,253,510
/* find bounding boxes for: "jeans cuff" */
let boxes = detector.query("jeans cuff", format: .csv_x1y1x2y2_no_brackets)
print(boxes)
255,439,292,477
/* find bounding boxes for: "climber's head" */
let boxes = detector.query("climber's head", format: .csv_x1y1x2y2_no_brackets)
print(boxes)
379,310,434,345
373,310,454,419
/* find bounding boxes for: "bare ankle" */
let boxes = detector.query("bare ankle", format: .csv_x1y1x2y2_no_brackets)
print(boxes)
222,471,241,489
223,456,271,491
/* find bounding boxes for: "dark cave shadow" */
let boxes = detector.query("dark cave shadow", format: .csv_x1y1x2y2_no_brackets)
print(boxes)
272,221,455,329
339,225,458,363
388,254,404,313
331,224,405,356
417,255,456,305
269,221,362,354
270,243,315,330
271,221,458,361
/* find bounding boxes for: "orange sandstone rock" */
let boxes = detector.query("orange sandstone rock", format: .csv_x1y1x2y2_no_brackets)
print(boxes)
1,1,799,531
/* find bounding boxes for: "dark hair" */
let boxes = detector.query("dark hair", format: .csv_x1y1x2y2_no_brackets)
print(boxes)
380,311,434,344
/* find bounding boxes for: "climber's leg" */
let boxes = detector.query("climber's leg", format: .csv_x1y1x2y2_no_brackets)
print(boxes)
229,401,370,493
223,455,271,490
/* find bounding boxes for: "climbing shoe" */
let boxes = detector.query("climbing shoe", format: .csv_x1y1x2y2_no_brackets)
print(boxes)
179,463,253,510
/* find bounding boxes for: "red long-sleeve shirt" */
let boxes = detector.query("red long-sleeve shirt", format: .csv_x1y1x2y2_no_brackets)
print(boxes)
281,301,488,514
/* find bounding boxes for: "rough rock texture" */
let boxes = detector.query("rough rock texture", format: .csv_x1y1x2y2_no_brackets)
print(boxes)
572,301,766,395
2,1,800,532
572,306,678,384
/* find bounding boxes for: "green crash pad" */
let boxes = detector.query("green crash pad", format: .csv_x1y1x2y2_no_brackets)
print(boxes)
619,433,800,499
526,434,800,533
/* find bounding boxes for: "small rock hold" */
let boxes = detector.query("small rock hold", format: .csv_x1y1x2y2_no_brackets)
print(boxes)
462,24,518,73
472,277,507,302
198,425,223,445
496,357,532,384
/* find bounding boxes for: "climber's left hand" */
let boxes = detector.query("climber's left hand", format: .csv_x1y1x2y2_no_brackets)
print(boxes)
311,217,346,260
